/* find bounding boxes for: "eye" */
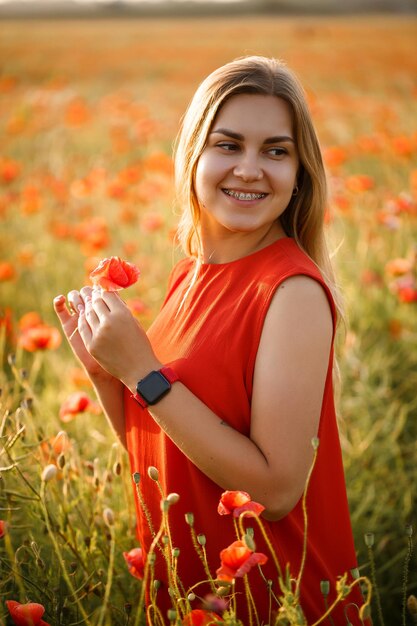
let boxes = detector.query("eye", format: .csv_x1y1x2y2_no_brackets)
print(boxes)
216,142,239,151
266,147,288,157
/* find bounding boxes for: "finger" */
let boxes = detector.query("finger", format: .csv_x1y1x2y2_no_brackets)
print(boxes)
67,290,83,314
53,295,72,323
99,289,126,311
77,305,93,343
80,286,94,302
92,287,111,318
84,294,100,329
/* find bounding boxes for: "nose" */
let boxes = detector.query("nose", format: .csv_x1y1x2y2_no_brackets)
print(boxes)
233,151,263,182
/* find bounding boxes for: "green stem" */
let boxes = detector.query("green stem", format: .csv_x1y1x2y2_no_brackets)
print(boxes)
40,482,92,625
402,529,414,626
367,544,385,626
96,525,116,626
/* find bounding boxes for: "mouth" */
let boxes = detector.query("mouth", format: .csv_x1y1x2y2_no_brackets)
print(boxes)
222,189,268,201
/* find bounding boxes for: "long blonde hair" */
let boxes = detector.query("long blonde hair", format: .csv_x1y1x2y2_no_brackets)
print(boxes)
174,55,342,320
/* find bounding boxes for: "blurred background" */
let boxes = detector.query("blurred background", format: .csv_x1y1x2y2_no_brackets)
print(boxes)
0,1,416,624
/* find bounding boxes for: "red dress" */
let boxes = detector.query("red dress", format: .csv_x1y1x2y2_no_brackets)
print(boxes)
125,237,367,625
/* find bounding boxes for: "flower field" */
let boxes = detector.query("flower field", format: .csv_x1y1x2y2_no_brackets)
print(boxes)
0,14,416,625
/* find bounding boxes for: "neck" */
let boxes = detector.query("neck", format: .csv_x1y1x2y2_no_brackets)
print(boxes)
200,223,286,264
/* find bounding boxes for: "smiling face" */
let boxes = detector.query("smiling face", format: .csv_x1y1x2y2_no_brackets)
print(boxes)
194,94,299,245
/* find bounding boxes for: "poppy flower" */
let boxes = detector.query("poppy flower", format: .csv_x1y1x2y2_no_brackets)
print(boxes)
217,490,265,517
18,325,62,352
216,540,268,582
0,261,15,281
6,600,51,626
59,391,101,423
89,256,140,291
18,312,44,331
182,609,224,625
123,547,144,580
0,519,7,538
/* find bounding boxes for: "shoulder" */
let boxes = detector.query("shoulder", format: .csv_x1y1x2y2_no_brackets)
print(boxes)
274,274,333,323
265,274,334,346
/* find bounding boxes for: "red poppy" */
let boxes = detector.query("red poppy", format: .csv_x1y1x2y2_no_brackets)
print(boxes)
182,609,224,625
18,325,62,352
6,600,51,626
0,519,7,538
123,547,144,580
0,261,15,281
217,490,265,517
89,256,140,291
18,312,43,331
59,391,101,423
216,540,268,582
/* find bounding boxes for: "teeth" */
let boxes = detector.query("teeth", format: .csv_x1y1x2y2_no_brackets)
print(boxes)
224,189,266,201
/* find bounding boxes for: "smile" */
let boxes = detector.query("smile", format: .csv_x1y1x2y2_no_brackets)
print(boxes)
223,189,267,201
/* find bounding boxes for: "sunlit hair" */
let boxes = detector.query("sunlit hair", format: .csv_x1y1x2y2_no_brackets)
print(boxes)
174,55,343,320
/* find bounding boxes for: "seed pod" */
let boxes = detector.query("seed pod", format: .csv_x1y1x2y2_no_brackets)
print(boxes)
113,461,122,476
364,532,374,547
185,512,194,526
172,547,180,558
197,534,206,546
132,471,140,484
320,580,330,596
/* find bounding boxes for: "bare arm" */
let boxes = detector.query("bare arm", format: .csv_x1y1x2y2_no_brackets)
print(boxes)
78,276,332,519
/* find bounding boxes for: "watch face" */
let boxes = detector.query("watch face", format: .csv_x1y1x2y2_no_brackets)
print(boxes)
137,371,171,405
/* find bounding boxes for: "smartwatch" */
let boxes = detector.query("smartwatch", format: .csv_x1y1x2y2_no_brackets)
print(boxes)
133,366,179,408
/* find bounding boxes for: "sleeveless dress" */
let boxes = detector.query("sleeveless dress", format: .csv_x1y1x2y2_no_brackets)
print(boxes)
124,237,367,625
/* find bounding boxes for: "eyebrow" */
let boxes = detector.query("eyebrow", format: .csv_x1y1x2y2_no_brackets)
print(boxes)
210,128,295,144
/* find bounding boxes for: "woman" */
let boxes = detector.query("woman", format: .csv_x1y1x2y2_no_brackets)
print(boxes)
54,56,367,624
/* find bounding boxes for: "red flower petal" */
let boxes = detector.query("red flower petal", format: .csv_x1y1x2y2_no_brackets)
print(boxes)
217,490,251,515
123,547,144,580
182,609,224,625
6,601,48,626
89,256,140,291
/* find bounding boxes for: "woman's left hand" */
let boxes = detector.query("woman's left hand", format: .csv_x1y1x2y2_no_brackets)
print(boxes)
77,286,161,391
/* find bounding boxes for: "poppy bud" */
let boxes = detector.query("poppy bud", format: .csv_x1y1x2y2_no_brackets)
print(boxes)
185,512,194,526
243,533,256,552
405,524,413,538
172,547,180,558
42,464,57,482
407,595,417,617
197,534,206,546
57,453,66,469
364,532,374,547
113,461,122,476
187,593,196,602
132,471,141,484
167,610,177,620
103,507,115,527
148,466,159,481
167,492,180,505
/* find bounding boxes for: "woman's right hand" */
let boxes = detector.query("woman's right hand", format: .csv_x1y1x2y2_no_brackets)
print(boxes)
53,287,112,381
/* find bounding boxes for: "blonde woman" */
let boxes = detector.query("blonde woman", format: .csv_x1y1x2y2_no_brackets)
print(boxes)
54,56,367,624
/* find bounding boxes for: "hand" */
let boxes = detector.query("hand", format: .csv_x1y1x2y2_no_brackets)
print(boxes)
77,287,161,390
53,288,111,380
